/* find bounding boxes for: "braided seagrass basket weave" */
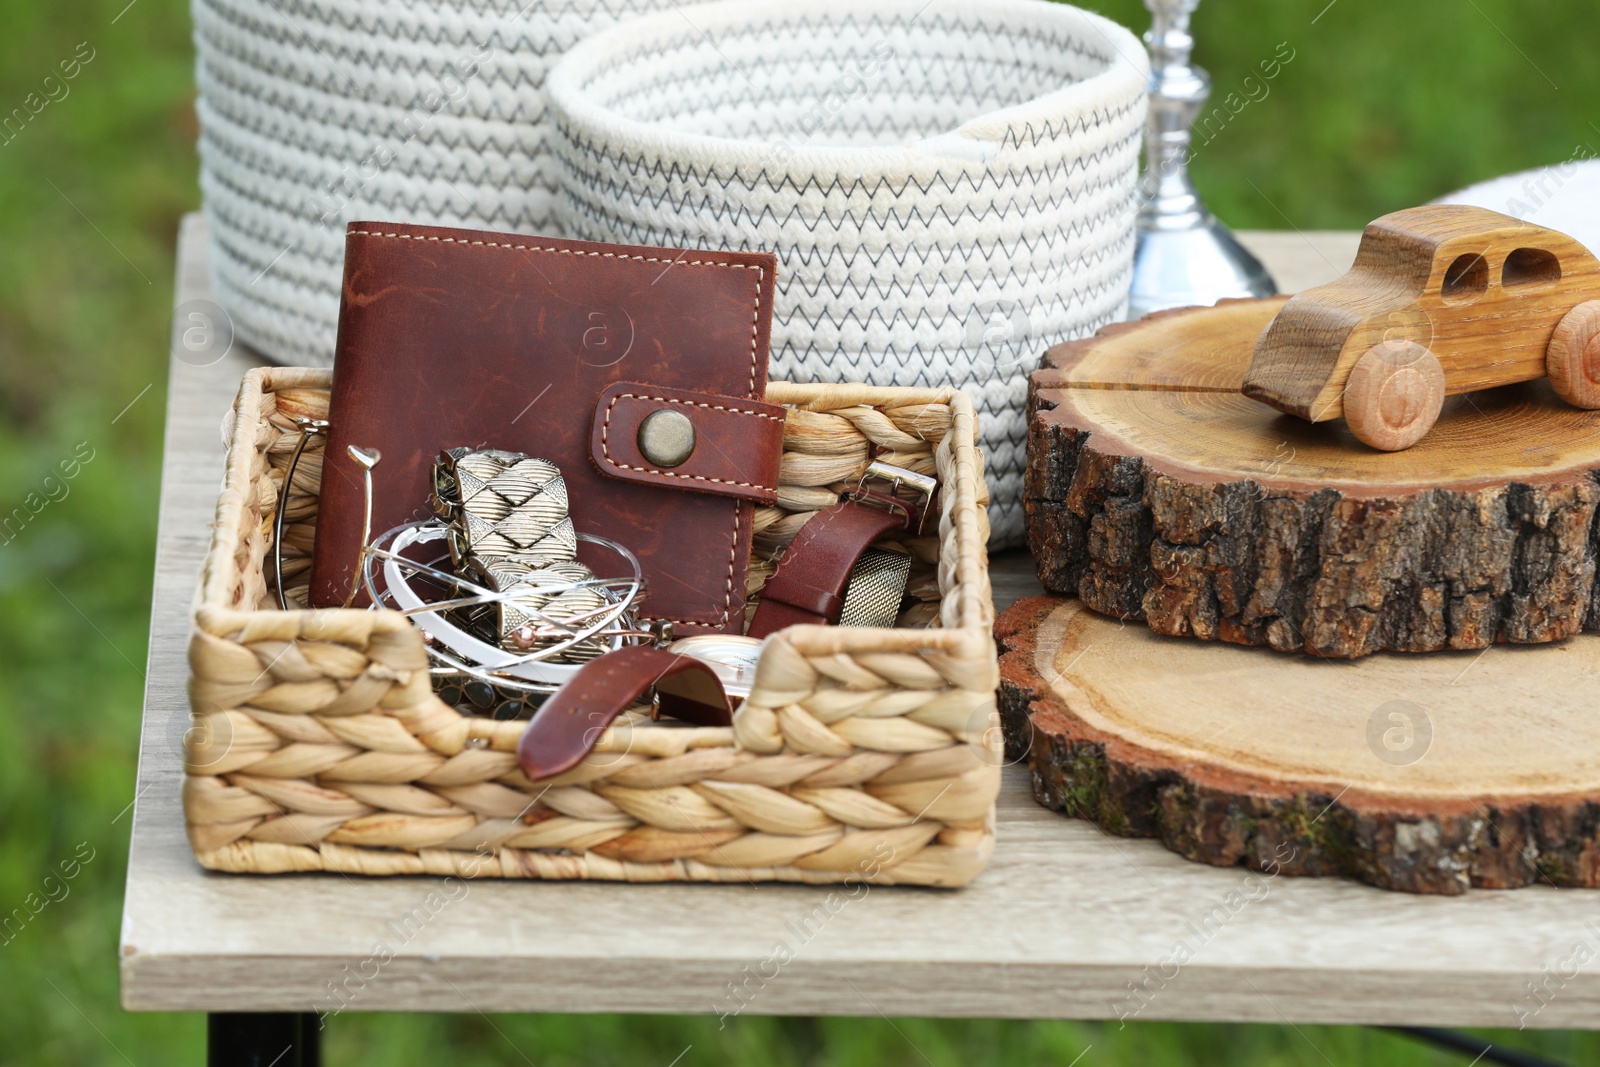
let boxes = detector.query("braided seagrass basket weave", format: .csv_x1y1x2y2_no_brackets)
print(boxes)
185,367,1000,886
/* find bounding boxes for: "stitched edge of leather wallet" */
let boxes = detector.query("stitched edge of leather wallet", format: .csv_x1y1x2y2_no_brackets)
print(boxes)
308,221,778,634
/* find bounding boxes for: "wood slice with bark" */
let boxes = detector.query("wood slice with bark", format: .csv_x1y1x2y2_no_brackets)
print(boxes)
1026,297,1600,659
998,594,1600,894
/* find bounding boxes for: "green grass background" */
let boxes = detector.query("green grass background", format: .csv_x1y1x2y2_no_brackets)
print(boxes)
0,0,1596,1062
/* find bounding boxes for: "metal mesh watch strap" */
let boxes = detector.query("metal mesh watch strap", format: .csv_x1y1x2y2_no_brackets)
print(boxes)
837,547,914,628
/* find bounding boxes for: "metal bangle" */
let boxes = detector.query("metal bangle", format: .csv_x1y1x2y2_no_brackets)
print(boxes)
273,416,328,610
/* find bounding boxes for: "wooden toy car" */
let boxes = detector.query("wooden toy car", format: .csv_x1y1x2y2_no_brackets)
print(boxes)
1242,205,1600,450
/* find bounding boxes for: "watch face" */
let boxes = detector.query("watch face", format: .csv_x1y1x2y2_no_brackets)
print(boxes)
667,635,765,700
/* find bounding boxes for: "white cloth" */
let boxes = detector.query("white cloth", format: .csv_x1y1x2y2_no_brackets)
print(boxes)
1437,160,1600,256
546,0,1148,544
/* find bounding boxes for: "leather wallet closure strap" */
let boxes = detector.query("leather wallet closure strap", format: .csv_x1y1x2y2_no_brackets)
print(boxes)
591,381,785,505
517,646,734,782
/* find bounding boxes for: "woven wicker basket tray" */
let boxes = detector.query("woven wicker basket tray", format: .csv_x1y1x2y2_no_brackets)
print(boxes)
184,367,999,886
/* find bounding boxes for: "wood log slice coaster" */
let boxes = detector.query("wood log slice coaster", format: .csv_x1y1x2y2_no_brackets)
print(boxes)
997,594,1600,894
1026,297,1600,659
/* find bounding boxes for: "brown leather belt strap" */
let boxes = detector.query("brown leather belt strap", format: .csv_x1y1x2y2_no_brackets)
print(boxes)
746,500,909,639
517,646,732,781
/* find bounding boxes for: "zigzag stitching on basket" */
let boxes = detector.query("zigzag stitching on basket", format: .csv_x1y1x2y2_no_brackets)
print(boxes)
193,41,1126,159
194,4,1132,143
200,18,1145,212
555,190,1141,242
552,111,1141,186
621,10,1114,50
193,43,554,126
780,236,1136,285
658,223,1138,274
591,52,1104,120
769,273,1131,317
556,111,1145,170
556,210,1137,276
206,165,554,239
591,86,1089,131
552,156,1142,220
195,77,550,160
594,37,1102,82
198,24,572,70
260,0,664,21
199,124,557,205
204,38,1095,101
195,61,557,122
206,165,554,241
203,167,1136,284
556,199,1145,251
193,2,656,69
547,156,1139,217
579,43,1126,107
199,113,546,171
209,0,666,26
581,13,1117,75
767,307,1125,347
603,81,1051,132
555,196,1139,243
196,85,547,142
198,0,672,50
207,220,1128,356
194,52,556,111
197,103,1139,202
208,288,1125,390
771,278,1132,323
767,297,1127,359
776,254,1134,304
193,15,1111,123
208,233,338,314
579,54,1105,104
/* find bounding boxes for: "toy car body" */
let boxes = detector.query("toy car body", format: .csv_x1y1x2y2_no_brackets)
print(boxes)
1242,205,1600,450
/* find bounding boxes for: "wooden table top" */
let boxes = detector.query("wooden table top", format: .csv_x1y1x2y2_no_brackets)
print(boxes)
124,217,1598,1029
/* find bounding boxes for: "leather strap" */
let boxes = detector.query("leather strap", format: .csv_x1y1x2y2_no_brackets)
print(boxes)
746,500,909,639
591,382,785,505
517,646,733,781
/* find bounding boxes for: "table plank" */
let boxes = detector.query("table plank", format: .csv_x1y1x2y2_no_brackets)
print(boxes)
124,218,1600,1029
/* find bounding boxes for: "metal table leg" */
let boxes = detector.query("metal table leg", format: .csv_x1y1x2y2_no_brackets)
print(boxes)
207,1012,321,1067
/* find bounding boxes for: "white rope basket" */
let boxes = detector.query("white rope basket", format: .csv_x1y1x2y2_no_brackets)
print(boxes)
545,0,1148,545
193,0,676,365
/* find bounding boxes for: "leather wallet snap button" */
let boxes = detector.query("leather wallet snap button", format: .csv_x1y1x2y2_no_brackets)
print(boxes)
637,408,696,467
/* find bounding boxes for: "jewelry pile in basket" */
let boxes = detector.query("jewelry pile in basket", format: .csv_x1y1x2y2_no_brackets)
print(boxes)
275,433,659,718
274,421,936,729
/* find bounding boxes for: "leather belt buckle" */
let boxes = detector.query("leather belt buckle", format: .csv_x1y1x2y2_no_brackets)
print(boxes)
849,459,938,536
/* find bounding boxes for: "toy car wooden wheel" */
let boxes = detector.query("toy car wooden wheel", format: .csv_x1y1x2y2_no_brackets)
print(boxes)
1341,339,1446,450
1242,205,1600,449
1547,299,1600,408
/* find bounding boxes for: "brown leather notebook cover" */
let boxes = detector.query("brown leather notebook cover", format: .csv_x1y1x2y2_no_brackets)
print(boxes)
309,222,779,635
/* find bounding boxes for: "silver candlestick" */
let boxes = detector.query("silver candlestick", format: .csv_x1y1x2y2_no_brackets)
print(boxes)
1127,0,1276,319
